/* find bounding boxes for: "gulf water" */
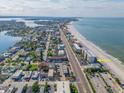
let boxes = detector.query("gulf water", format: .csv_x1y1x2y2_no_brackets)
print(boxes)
74,18,124,63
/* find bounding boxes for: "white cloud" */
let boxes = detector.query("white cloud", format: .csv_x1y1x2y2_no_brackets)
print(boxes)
0,0,124,17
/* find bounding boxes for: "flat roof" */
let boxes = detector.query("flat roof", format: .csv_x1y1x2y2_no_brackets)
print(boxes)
83,48,96,57
63,65,68,73
12,70,22,78
32,71,39,78
48,69,54,77
73,43,81,50
58,50,65,55
24,71,32,78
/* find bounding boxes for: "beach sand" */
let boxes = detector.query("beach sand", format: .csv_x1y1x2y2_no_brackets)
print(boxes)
68,24,124,83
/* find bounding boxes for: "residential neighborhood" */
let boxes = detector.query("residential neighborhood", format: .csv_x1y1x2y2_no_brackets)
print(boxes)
0,17,123,93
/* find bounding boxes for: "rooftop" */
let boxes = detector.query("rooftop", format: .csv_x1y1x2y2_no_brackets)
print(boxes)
12,70,22,78
48,69,54,77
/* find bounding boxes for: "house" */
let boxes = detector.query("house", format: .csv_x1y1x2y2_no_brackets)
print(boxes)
12,55,19,61
12,70,22,81
58,50,65,56
23,71,32,81
62,65,69,77
58,44,65,50
39,72,48,78
47,49,67,63
3,53,11,58
25,57,32,63
66,32,72,40
48,69,54,80
31,71,39,80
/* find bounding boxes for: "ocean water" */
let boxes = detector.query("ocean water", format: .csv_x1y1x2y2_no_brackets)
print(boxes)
73,18,124,63
0,31,21,53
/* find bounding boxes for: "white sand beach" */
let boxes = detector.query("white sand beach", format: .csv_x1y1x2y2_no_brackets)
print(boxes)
68,24,124,83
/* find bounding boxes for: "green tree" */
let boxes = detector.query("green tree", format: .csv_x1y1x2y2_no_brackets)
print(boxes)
32,82,39,93
70,84,78,93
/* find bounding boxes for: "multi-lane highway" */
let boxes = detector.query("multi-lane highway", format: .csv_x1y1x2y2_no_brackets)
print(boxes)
60,29,92,93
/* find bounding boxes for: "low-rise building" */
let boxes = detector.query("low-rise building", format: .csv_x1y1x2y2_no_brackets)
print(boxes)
63,65,69,77
40,72,48,78
58,44,65,50
47,56,68,63
84,63,101,69
12,70,22,81
23,71,32,81
58,50,65,56
48,69,54,80
73,43,81,53
31,71,39,80
12,55,19,61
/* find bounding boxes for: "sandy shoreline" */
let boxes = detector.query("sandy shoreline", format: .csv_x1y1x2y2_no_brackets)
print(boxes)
68,24,124,83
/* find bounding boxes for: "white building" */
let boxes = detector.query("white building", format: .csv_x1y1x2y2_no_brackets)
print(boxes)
12,70,22,81
58,50,65,56
23,71,32,81
31,71,39,80
73,43,81,53
82,48,97,63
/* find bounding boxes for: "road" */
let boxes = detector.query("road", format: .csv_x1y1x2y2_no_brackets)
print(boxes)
43,33,51,61
68,25,124,84
60,29,92,93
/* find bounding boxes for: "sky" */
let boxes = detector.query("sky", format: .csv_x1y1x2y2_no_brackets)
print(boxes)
0,0,124,17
